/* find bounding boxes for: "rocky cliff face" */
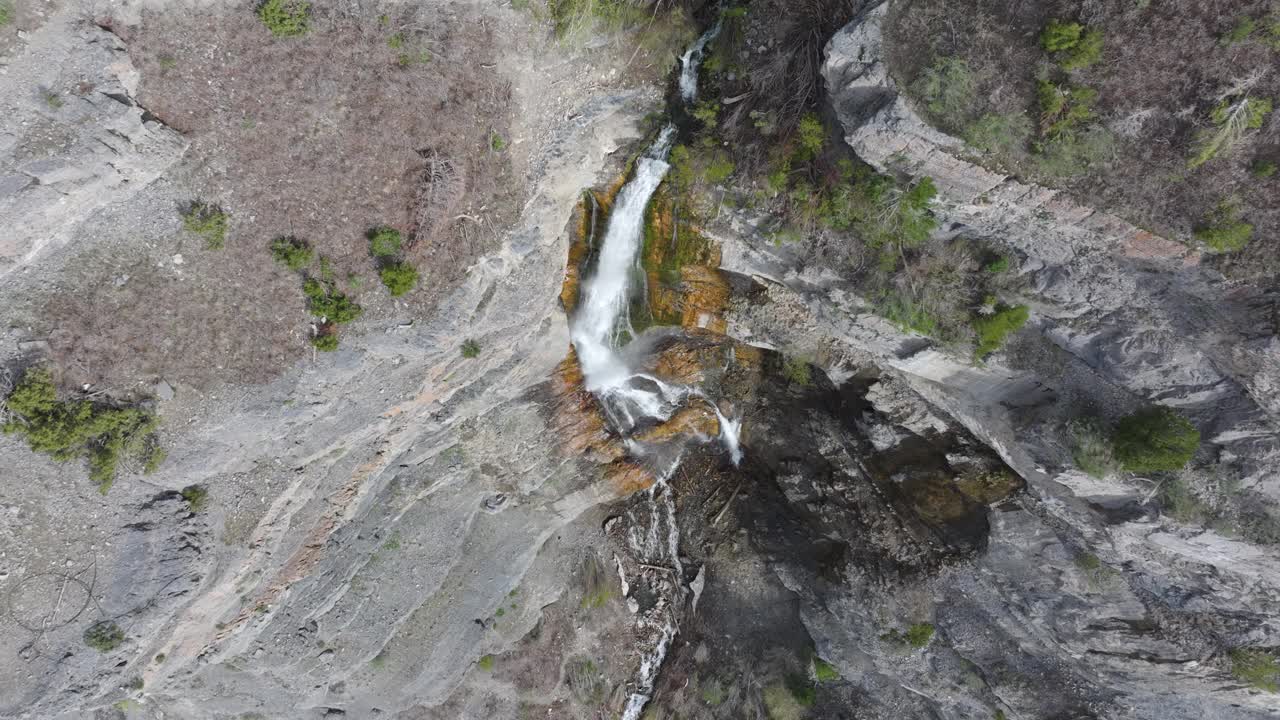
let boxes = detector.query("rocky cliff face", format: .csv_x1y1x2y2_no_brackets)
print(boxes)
683,2,1280,717
0,16,187,279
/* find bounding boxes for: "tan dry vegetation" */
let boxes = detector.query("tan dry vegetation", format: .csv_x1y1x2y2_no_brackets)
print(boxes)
887,0,1280,282
46,3,516,392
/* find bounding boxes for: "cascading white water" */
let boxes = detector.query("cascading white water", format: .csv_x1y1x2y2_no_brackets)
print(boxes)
571,127,675,393
677,17,723,101
567,16,735,720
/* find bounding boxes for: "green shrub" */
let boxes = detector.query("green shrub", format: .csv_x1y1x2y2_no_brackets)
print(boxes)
762,683,805,720
181,202,228,249
1041,19,1083,52
181,484,209,512
270,236,313,270
911,57,976,126
368,226,403,257
692,99,721,129
478,654,494,671
1158,475,1206,523
1229,648,1279,692
1071,419,1117,478
782,355,812,386
490,132,506,152
379,262,419,297
964,113,1032,156
1060,28,1103,70
813,658,839,682
84,621,125,652
0,1,12,26
4,367,162,492
795,113,825,161
257,0,309,37
311,331,340,352
1265,16,1280,50
1037,82,1097,140
1223,16,1256,44
461,339,481,358
303,279,362,323
906,622,935,647
1194,202,1253,252
1033,125,1114,177
704,152,735,184
1113,406,1199,473
700,678,726,705
972,304,1029,358
1252,160,1278,178
785,673,816,706
1190,97,1274,169
880,294,940,336
985,256,1010,273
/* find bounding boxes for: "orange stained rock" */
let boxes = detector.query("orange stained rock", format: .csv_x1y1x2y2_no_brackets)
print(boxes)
633,403,721,444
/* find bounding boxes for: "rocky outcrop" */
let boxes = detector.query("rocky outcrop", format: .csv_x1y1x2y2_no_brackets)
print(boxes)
670,3,1280,717
820,5,1279,488
0,18,187,278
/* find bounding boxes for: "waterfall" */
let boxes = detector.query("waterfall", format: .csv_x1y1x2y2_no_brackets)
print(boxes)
567,16,735,720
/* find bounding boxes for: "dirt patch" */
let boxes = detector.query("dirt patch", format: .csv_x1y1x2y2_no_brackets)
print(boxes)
44,3,515,392
886,0,1280,283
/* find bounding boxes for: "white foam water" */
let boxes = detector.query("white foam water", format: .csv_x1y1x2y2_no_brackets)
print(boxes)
567,12,740,720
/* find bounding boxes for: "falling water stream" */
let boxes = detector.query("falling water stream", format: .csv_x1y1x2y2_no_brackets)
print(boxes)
567,15,729,720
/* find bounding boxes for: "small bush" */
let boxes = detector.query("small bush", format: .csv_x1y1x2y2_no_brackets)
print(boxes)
379,262,419,297
490,132,506,152
1223,16,1256,45
311,332,339,352
181,202,228,249
1190,97,1273,169
84,621,125,652
1229,648,1279,692
880,294,940,336
972,304,1029,359
461,339,481,358
1059,28,1103,70
782,355,812,387
367,226,403,257
985,256,1010,273
256,0,309,37
1158,475,1206,523
1071,419,1117,478
1113,406,1199,473
1041,19,1083,52
813,658,839,682
704,152,735,184
882,622,935,648
1252,160,1278,178
964,112,1032,156
181,484,209,512
303,279,362,323
906,622,935,647
795,113,825,161
1037,82,1097,140
565,657,604,704
4,367,162,491
1194,202,1253,252
270,236,313,270
762,683,805,720
692,99,720,129
1033,125,1114,177
911,57,977,126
